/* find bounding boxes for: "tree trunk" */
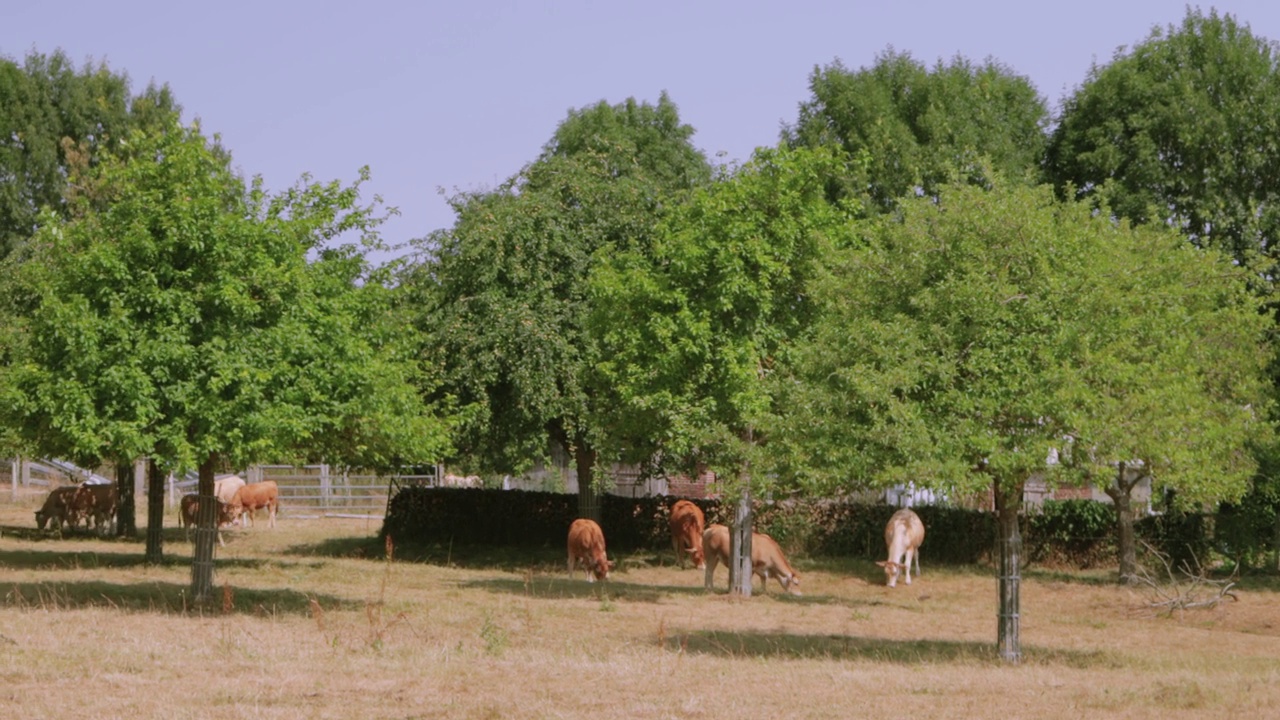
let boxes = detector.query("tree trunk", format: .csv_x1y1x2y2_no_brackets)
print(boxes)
995,478,1023,664
574,442,601,525
115,460,136,538
190,456,218,605
145,458,165,564
729,487,753,597
1104,463,1142,585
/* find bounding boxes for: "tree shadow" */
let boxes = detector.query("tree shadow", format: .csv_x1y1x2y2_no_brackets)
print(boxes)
661,629,1121,667
3,578,357,615
458,576,672,602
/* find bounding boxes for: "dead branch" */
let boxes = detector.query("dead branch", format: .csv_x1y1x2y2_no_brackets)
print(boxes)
1132,540,1238,617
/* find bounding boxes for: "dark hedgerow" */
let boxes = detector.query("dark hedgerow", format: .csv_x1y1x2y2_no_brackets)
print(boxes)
381,488,1221,569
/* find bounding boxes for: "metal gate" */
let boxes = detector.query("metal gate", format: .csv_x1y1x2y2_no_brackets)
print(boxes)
254,464,439,519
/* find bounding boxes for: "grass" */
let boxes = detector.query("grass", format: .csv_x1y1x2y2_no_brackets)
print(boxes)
1,498,1279,719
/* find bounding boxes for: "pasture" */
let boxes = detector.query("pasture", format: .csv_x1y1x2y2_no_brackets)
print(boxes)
1,501,1278,720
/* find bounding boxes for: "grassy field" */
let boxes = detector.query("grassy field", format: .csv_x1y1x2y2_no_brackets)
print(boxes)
1,497,1278,720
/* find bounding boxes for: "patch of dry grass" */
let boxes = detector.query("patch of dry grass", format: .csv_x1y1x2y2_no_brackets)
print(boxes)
1,499,1278,719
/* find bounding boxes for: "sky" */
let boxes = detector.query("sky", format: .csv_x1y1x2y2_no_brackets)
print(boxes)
5,1,1280,259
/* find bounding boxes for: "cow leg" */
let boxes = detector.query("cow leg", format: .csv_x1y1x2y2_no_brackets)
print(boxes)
268,502,276,529
903,549,914,585
672,536,684,569
703,554,718,591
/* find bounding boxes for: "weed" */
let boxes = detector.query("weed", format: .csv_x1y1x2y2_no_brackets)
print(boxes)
480,611,507,656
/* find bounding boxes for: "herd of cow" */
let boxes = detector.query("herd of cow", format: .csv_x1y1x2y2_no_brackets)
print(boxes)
569,500,928,592
34,478,924,590
33,474,279,544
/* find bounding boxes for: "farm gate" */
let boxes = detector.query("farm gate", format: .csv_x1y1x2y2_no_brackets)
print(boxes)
250,464,440,519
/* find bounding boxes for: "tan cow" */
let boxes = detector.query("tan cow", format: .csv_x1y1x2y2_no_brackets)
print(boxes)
214,475,246,507
35,486,80,532
179,494,238,546
567,518,614,582
71,483,117,536
230,480,279,528
876,508,925,587
702,523,801,595
669,499,706,569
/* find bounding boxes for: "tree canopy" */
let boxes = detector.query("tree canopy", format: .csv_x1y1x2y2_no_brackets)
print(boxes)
0,49,180,259
1046,8,1280,288
785,49,1048,211
777,180,1270,504
408,93,711,493
1,119,450,473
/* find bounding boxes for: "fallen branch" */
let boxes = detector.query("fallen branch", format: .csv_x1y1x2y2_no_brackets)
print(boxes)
1132,540,1238,617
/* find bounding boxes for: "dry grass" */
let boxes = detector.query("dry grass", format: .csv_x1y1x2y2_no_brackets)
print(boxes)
1,498,1279,720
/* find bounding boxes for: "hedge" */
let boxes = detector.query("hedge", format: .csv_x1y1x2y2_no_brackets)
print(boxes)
381,487,1225,567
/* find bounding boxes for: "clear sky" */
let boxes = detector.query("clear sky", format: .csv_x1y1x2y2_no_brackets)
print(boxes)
4,1,1279,258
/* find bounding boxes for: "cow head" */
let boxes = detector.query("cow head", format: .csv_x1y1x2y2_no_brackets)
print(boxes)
686,545,706,570
35,510,48,530
782,572,801,595
876,560,904,587
591,557,615,582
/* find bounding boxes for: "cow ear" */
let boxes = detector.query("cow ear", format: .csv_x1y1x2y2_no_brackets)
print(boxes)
875,561,887,567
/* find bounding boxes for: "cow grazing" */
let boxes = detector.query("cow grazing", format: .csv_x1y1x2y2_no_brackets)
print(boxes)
876,508,925,587
71,483,117,536
702,524,801,595
567,518,614,582
669,499,706,569
179,494,237,546
35,486,80,532
230,480,279,528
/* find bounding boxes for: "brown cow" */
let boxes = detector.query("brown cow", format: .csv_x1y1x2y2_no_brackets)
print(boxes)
567,518,614,582
179,494,238,546
230,480,278,528
876,508,925,587
71,483,117,536
702,523,801,595
35,486,80,532
669,499,706,569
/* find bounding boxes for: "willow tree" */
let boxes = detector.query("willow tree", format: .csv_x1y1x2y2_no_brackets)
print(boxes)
589,145,854,595
776,180,1270,660
1,120,450,602
410,93,710,521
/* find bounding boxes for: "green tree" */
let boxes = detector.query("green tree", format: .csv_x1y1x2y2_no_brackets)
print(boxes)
1054,222,1272,582
1046,8,1280,288
785,49,1048,211
409,93,710,521
776,181,1269,659
0,120,450,601
589,145,854,595
0,49,180,258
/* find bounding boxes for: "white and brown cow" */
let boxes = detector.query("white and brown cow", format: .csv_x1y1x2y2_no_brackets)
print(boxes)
702,523,801,595
71,483,117,536
876,508,925,587
35,486,80,532
567,518,614,582
179,493,238,546
230,480,279,528
669,499,706,569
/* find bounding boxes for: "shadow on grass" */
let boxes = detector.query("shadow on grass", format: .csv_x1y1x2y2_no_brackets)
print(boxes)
3,578,357,615
0,546,333,573
459,576,691,603
662,629,1122,668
